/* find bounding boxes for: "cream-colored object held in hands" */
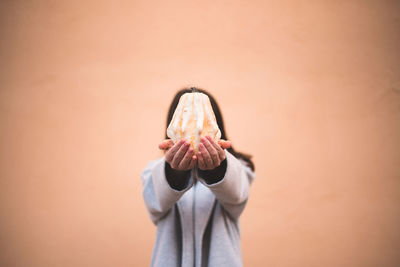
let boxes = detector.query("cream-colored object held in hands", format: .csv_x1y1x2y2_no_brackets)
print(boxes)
167,92,221,154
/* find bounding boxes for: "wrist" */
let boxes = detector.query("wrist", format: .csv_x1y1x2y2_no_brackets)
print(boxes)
198,158,227,184
165,161,191,190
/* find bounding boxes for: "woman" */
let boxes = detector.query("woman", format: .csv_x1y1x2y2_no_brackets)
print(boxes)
141,87,255,267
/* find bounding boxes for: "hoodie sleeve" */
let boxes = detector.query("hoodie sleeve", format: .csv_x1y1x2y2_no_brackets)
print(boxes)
141,157,194,225
197,150,255,220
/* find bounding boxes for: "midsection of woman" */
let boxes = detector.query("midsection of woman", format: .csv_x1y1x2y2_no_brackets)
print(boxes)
141,139,255,267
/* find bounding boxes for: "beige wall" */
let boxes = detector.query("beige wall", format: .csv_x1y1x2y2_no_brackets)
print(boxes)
1,1,399,266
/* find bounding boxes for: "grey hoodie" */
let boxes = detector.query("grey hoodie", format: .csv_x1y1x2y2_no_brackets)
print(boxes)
141,150,255,267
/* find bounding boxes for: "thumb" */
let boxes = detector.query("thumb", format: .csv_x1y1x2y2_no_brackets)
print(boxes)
158,139,174,150
218,139,232,149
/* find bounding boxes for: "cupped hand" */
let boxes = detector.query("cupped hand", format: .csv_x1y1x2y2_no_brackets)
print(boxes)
197,136,231,170
162,139,196,171
158,137,231,171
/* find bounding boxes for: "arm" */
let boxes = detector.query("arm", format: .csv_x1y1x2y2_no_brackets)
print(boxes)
141,158,194,225
141,139,196,224
197,150,255,219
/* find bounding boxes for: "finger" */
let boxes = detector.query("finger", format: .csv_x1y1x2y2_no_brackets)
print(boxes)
178,147,194,170
199,142,213,169
158,139,174,150
218,139,232,149
165,139,184,163
171,141,190,168
206,136,225,161
201,136,220,166
188,155,197,169
197,151,207,170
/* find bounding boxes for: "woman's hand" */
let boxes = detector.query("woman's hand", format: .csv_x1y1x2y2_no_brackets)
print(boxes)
197,136,231,170
160,139,196,171
158,137,231,171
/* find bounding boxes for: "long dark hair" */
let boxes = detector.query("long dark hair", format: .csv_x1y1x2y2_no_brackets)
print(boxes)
165,87,255,172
